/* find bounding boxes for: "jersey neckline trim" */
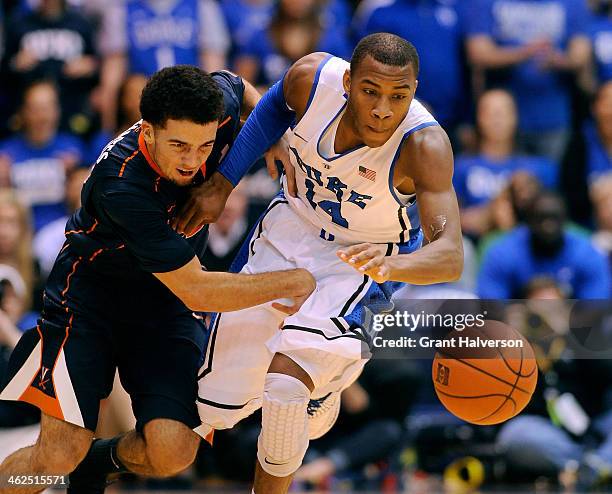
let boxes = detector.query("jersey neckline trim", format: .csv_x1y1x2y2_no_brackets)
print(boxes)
316,101,366,161
138,130,167,179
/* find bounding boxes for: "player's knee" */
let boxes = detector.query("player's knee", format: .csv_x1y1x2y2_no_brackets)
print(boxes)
143,419,200,477
257,373,311,477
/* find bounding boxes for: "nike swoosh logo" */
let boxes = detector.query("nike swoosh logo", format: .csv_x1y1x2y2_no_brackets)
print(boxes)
264,457,289,466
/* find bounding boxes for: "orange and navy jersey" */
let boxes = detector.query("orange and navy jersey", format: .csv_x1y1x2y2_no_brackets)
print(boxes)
43,71,245,316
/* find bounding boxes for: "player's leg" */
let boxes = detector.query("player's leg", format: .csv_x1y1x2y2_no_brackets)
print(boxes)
115,418,200,476
197,307,284,431
197,197,296,432
253,353,314,494
0,413,92,494
0,301,115,494
68,314,206,492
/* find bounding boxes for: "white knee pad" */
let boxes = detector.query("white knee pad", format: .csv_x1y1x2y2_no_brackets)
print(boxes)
257,373,310,477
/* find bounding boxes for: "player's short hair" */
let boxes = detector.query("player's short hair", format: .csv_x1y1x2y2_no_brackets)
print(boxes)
140,65,224,128
351,33,419,77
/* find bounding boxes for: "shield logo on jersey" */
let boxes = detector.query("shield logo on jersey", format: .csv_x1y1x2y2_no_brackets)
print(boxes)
358,165,376,181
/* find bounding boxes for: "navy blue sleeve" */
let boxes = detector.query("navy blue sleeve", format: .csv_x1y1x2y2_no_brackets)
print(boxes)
205,71,246,174
91,180,195,273
217,78,296,186
212,70,245,112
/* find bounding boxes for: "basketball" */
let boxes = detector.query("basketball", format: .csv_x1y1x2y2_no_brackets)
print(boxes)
432,320,538,425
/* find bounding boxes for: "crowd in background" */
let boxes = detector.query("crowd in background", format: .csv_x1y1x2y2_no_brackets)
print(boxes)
0,0,611,491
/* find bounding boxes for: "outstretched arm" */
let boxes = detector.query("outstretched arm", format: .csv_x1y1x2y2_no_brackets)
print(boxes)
216,52,327,186
338,126,464,284
154,257,315,314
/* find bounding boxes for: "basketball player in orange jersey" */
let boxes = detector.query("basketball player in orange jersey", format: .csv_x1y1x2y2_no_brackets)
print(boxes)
178,33,464,494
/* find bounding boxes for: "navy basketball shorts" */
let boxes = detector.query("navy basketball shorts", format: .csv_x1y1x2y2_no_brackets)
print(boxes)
0,260,208,432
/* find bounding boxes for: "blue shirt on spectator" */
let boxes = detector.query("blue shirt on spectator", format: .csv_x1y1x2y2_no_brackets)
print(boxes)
221,0,273,55
354,0,466,127
100,0,230,76
237,17,352,86
126,0,200,75
583,120,612,184
221,0,351,60
0,133,84,231
478,226,610,298
465,0,590,132
591,14,612,82
454,154,558,207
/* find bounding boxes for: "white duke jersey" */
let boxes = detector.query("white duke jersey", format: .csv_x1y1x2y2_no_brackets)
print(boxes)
284,55,438,245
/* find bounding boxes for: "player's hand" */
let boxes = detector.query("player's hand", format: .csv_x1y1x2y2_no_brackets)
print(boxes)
172,172,234,235
337,243,391,283
272,268,316,315
264,133,297,197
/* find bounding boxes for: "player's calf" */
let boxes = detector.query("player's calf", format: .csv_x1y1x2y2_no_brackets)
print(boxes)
0,414,92,494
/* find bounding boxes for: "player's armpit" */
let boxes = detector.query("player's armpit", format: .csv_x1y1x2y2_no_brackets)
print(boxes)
154,257,316,313
386,126,464,285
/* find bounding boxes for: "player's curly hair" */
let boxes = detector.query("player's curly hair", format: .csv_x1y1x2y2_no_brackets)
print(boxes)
351,33,419,77
140,65,225,127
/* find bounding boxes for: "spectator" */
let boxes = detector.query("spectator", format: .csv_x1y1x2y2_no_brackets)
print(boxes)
465,0,591,162
32,167,89,279
97,0,230,130
353,0,466,130
0,80,84,232
233,0,352,87
454,89,557,237
478,192,611,299
221,0,351,63
591,176,612,264
3,0,98,137
591,0,612,83
0,266,30,349
0,265,40,450
497,282,612,491
86,73,148,165
560,80,612,225
0,190,35,312
487,170,543,234
585,81,612,185
221,0,274,58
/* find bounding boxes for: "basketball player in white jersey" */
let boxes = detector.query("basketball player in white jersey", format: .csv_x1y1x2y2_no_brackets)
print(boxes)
178,33,464,493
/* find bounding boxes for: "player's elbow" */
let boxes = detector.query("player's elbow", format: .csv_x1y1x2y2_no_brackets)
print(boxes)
179,287,218,312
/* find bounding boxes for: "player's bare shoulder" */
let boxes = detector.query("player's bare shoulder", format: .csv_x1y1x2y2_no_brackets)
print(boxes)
399,125,454,191
284,52,333,120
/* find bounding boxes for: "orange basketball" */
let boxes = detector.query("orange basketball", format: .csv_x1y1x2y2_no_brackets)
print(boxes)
432,320,538,425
